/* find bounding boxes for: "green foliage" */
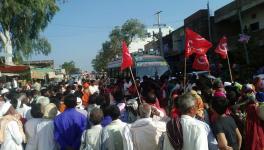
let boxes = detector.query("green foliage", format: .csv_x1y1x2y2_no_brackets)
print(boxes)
0,0,59,58
122,18,146,45
61,61,80,75
92,19,146,72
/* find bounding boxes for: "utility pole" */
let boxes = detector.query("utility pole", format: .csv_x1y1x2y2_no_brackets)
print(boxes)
237,0,250,65
154,11,166,57
207,0,212,42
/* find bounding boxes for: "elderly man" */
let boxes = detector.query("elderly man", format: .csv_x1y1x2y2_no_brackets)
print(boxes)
101,105,127,150
80,108,103,150
0,101,26,150
125,103,166,150
177,93,218,150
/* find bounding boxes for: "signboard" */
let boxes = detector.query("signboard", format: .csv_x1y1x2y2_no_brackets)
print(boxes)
31,68,53,79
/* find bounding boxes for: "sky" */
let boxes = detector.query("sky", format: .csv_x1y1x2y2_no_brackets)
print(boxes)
32,0,233,71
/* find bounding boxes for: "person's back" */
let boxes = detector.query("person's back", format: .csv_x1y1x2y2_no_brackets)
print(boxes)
181,115,209,150
36,103,58,150
25,103,43,150
101,105,127,150
129,103,166,150
80,108,103,150
212,96,242,150
214,116,239,149
178,93,209,150
1,119,23,150
54,94,87,150
0,102,25,150
36,119,57,150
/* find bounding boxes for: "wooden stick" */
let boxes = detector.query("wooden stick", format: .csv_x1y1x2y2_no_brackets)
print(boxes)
226,53,233,83
184,57,187,93
129,67,142,104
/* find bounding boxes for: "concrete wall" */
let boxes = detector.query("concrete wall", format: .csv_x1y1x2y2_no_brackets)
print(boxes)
242,4,264,31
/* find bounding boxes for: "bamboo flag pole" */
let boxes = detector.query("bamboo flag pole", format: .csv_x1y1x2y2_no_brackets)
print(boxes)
226,53,233,83
129,67,142,104
184,57,187,93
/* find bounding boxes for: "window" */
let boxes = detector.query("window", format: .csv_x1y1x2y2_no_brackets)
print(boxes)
250,22,259,31
251,14,257,19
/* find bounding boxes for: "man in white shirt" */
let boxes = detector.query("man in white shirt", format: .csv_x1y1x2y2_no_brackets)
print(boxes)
125,103,166,150
89,80,99,95
177,93,218,150
0,102,25,150
101,105,128,150
80,108,103,150
35,103,58,150
12,77,18,89
25,103,43,150
16,94,31,119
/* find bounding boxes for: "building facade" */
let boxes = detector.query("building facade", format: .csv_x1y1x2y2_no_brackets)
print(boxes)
129,26,173,53
214,0,264,75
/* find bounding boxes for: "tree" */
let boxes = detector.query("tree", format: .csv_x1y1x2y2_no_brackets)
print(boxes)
121,18,146,45
92,19,146,72
0,0,59,65
61,61,80,75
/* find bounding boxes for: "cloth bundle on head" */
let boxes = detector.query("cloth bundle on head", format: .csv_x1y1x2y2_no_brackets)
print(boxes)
83,82,89,89
256,92,264,103
242,84,254,93
213,78,224,89
0,102,11,117
214,91,226,98
234,82,242,91
126,98,138,111
43,103,57,119
190,90,204,118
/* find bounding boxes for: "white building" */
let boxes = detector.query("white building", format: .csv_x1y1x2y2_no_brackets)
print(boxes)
129,26,174,53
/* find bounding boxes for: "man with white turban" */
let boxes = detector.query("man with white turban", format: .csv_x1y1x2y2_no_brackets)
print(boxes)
0,101,25,150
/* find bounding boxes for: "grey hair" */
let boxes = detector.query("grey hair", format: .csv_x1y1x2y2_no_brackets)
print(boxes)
36,96,50,107
139,103,151,118
178,93,196,114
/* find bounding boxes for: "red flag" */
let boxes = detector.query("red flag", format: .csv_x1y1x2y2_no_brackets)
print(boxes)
121,41,133,71
185,28,212,57
192,54,210,71
215,36,228,59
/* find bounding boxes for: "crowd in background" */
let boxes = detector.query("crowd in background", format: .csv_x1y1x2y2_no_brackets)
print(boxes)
0,74,263,150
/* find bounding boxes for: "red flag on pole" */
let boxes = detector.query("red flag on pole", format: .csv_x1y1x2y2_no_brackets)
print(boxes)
192,54,210,71
121,41,133,71
215,36,228,59
185,28,212,57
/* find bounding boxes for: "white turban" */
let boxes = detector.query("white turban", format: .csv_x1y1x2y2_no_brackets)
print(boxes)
0,102,11,117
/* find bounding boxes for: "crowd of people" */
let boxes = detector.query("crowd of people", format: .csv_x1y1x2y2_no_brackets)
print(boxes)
0,74,263,150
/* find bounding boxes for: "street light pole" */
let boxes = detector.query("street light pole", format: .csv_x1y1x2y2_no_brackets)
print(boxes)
154,11,166,57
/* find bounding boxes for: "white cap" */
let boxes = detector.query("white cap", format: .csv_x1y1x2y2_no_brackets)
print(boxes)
1,88,9,95
224,82,232,87
0,101,12,117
